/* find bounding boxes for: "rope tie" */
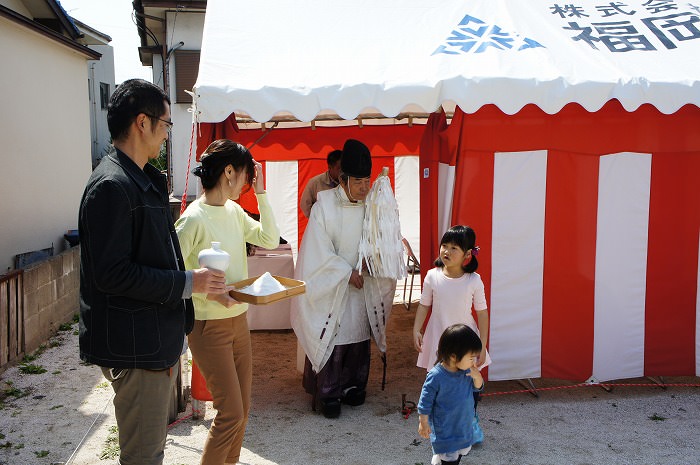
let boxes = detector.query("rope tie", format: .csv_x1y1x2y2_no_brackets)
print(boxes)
180,98,200,215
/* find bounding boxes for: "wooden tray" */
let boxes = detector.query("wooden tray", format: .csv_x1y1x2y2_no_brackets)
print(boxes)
229,275,305,305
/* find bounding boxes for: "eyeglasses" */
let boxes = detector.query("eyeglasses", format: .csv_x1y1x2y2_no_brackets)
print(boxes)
143,113,173,132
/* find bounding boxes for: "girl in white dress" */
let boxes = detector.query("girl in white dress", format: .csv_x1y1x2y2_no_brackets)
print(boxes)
413,225,490,443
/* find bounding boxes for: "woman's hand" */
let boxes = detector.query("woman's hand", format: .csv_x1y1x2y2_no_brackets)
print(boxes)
206,286,240,308
252,159,265,194
349,269,364,289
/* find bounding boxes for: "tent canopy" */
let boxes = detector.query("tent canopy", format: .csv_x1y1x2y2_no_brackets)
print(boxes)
193,0,700,123
192,0,700,383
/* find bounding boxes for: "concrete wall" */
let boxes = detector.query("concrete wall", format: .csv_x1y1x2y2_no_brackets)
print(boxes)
0,16,93,272
0,246,79,373
22,246,80,355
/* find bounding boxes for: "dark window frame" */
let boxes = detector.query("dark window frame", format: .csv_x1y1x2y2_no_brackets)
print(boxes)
173,50,201,104
99,82,110,110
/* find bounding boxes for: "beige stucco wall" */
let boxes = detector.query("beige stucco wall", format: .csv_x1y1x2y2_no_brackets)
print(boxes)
0,16,92,272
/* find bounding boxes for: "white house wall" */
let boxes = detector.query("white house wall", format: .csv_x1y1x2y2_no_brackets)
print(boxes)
0,16,92,271
87,44,115,168
166,10,205,198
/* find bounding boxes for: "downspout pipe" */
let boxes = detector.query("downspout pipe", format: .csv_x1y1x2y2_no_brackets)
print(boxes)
164,41,184,193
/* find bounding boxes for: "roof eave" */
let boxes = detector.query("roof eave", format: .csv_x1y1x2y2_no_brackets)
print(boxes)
0,5,100,60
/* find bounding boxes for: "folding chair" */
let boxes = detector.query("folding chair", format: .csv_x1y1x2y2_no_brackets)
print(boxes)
401,238,420,310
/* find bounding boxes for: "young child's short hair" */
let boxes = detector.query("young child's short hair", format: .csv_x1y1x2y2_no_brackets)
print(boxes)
435,324,482,365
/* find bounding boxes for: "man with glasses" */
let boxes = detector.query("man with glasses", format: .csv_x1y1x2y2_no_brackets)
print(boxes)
78,79,228,465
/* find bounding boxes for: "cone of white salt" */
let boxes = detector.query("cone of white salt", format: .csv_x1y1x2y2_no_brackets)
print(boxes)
238,272,286,296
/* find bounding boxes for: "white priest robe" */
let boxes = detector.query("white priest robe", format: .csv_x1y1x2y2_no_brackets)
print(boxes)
291,186,396,373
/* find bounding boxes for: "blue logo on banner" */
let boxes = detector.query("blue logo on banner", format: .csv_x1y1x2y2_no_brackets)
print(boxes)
433,14,544,54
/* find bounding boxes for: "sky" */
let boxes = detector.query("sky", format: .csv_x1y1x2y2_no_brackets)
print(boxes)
58,0,152,83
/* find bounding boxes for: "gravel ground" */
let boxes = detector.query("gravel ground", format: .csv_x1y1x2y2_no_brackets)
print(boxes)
1,300,699,465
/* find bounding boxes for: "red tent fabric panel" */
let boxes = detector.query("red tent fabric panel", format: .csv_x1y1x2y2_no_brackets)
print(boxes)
195,117,420,251
231,125,422,161
644,152,700,376
297,159,328,242
368,156,397,190
429,100,700,381
195,113,240,161
540,151,598,380
196,114,422,164
419,112,449,283
446,101,700,154
236,162,267,215
450,148,495,379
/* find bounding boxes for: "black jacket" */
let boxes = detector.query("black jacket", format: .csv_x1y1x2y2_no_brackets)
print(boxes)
78,149,194,369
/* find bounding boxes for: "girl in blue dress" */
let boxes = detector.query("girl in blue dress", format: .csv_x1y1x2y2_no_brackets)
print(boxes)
417,324,484,465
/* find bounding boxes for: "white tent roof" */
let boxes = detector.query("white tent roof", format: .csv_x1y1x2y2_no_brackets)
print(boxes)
193,0,700,123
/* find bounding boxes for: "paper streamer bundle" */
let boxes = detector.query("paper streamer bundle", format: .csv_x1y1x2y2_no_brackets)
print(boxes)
357,168,407,280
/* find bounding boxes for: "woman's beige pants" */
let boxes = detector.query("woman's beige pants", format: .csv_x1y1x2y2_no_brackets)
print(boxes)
188,313,252,465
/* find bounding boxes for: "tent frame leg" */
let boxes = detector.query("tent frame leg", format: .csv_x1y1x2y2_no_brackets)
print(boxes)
401,238,420,311
517,378,539,398
585,376,613,392
646,376,667,389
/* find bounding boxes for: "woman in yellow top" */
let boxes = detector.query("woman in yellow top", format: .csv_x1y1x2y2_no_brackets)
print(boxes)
176,139,279,465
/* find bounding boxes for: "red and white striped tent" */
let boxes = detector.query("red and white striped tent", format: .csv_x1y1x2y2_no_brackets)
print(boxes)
192,0,700,381
420,102,700,381
194,122,423,263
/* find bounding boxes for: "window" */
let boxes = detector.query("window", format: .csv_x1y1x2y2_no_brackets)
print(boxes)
100,82,110,110
174,50,201,103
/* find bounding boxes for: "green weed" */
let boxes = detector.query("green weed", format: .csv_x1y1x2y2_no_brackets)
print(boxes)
19,363,46,375
3,386,26,398
21,344,48,364
99,425,120,460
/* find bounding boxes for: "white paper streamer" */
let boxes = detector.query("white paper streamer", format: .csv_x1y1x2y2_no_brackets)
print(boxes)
357,169,407,280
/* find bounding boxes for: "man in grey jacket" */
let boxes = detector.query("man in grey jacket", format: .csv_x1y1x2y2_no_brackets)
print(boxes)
79,79,227,465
